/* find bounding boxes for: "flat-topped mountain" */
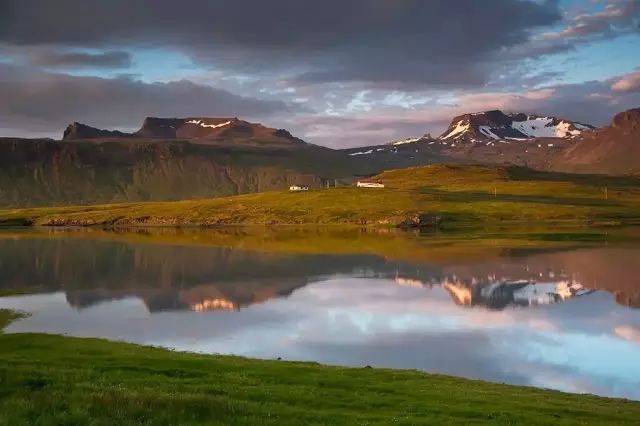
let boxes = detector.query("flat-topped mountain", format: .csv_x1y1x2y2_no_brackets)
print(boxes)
550,108,640,175
438,110,594,143
62,116,307,149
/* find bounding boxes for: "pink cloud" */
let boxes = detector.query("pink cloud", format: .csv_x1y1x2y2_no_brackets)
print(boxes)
611,69,640,92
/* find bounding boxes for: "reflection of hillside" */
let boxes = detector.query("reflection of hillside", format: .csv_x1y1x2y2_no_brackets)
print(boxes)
0,236,374,293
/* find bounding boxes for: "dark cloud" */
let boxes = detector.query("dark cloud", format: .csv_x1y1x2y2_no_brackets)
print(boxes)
0,0,562,87
0,64,298,137
28,50,132,69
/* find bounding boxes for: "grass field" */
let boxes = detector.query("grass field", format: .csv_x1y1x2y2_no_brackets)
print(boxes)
1,165,639,228
1,327,639,425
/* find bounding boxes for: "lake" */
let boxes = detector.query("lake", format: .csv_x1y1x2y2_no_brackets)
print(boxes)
1,227,640,400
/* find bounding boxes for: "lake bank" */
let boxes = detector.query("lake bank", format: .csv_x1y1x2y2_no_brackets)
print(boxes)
1,326,639,424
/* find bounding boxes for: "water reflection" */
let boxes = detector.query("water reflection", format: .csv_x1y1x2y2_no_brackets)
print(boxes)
1,228,639,400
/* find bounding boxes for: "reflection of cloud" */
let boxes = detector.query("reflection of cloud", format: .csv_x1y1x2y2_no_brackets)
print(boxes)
615,325,640,344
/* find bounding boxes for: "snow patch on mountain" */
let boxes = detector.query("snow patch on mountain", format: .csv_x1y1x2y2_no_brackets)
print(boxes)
392,137,423,145
511,118,582,138
441,121,469,140
187,119,233,129
479,126,500,139
349,149,374,156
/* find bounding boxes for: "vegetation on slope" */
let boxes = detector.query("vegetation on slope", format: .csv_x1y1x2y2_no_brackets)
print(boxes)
0,332,639,424
0,138,369,208
1,164,639,227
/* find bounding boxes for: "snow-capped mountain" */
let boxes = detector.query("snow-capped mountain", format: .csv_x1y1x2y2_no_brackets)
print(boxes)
438,110,594,143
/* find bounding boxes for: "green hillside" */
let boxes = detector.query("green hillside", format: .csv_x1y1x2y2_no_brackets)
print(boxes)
2,164,639,228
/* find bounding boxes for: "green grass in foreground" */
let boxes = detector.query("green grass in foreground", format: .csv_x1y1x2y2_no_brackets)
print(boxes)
1,164,640,227
0,327,639,425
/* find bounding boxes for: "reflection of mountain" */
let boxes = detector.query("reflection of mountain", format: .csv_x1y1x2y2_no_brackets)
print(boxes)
394,274,593,310
65,277,308,313
445,279,592,309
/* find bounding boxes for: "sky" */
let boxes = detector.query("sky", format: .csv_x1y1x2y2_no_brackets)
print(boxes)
0,0,639,147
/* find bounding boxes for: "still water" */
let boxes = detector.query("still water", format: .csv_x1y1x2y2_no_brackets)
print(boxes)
1,228,640,399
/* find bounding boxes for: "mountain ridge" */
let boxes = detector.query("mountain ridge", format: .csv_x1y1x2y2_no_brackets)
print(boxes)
62,116,309,149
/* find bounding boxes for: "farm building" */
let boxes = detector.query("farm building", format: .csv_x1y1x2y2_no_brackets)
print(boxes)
356,180,385,188
289,185,309,192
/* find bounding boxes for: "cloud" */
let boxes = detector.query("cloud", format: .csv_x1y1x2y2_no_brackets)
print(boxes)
542,0,639,41
0,63,298,138
28,50,132,69
615,325,640,344
0,0,562,87
611,68,640,91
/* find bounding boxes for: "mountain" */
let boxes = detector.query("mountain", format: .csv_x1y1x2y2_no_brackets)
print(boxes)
0,114,382,207
549,108,640,175
438,110,593,144
63,122,131,139
342,110,593,170
62,116,308,149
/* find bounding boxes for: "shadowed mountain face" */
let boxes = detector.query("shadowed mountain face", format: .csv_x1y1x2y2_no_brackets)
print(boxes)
550,108,640,175
0,136,370,208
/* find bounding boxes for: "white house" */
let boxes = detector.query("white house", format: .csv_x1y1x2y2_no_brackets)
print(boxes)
289,185,309,192
356,180,385,188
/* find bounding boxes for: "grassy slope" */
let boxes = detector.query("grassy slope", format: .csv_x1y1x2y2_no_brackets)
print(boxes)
1,165,640,227
0,332,639,425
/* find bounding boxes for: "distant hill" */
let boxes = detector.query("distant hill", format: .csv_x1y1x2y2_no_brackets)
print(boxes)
549,108,640,175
